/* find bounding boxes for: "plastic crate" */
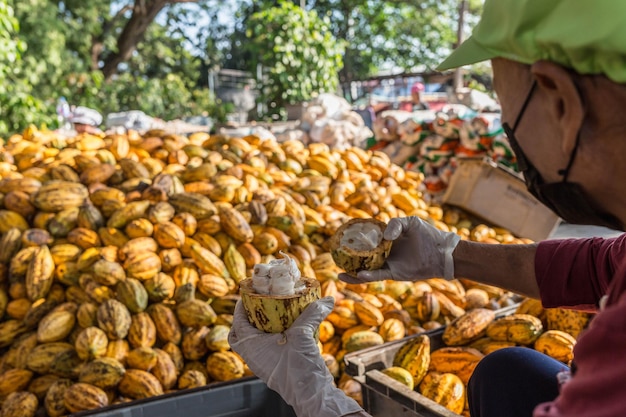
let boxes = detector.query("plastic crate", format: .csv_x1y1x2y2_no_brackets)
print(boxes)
344,305,519,417
73,377,296,417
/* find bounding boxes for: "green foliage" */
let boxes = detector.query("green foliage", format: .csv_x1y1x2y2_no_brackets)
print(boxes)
0,0,24,87
56,71,224,123
0,0,225,137
310,0,464,82
0,0,55,135
0,0,486,136
244,1,345,117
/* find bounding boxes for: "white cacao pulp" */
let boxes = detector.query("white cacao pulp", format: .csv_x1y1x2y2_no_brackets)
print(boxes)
339,222,383,251
251,252,305,296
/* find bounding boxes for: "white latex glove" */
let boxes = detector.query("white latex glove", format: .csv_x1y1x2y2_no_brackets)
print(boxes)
340,216,461,283
228,296,363,417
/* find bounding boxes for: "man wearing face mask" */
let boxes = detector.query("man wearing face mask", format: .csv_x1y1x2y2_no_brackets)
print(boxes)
229,1,626,416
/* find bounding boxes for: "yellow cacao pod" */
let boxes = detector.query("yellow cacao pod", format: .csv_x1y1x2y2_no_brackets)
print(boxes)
26,342,74,374
534,330,577,364
21,228,53,247
105,339,130,365
176,299,217,329
118,369,164,399
545,308,591,339
354,300,384,327
118,237,159,261
189,244,229,278
182,327,211,361
0,227,23,264
144,273,176,303
126,346,159,372
382,366,414,390
206,351,244,382
223,244,247,283
1,391,38,417
326,306,359,330
123,251,162,281
429,346,484,384
25,245,55,301
0,369,34,396
168,192,217,220
442,308,496,346
197,274,230,298
151,348,178,390
37,310,76,343
74,326,109,361
67,227,101,249
178,369,207,390
115,278,148,314
31,180,88,212
218,205,254,243
378,318,406,342
343,330,384,353
128,312,157,348
252,232,279,255
26,374,60,401
393,334,431,385
154,221,186,249
125,218,154,238
78,357,126,389
92,259,126,286
63,382,109,413
44,379,73,417
486,314,543,345
149,303,182,345
96,299,132,340
512,295,540,313
106,200,151,229
418,372,465,414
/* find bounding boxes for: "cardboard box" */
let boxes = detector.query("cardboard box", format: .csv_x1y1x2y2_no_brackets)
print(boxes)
442,158,560,241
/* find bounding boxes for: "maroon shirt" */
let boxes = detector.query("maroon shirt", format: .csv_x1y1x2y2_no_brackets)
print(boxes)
533,234,626,417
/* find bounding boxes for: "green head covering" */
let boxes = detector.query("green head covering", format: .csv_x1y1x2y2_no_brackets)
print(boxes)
438,0,626,83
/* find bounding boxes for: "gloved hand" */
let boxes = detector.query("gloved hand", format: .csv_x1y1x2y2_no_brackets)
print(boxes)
340,216,461,283
228,296,363,417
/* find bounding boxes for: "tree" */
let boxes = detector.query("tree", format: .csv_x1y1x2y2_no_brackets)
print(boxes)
310,0,473,84
0,0,56,135
1,0,226,136
0,0,24,88
99,0,201,80
243,1,345,119
217,1,481,85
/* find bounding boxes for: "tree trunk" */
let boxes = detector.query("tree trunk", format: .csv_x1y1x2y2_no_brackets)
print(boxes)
92,4,134,72
101,0,196,80
91,37,104,72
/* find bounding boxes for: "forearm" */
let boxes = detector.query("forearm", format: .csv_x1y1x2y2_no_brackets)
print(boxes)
453,240,540,298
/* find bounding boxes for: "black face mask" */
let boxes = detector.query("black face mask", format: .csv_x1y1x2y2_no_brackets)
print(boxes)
502,81,623,231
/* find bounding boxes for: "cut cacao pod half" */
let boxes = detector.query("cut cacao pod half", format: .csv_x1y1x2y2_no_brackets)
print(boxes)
239,277,320,333
329,218,392,276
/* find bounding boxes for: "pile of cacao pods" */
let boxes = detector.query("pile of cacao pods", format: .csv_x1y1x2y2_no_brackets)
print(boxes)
380,297,593,416
0,126,537,416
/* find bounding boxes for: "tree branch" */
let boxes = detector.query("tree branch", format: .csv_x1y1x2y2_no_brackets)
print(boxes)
92,5,134,71
101,0,198,80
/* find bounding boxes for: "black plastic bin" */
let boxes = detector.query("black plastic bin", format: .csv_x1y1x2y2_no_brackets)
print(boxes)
73,377,296,417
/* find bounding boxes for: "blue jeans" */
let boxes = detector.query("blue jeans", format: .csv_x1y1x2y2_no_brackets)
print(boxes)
468,347,568,417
